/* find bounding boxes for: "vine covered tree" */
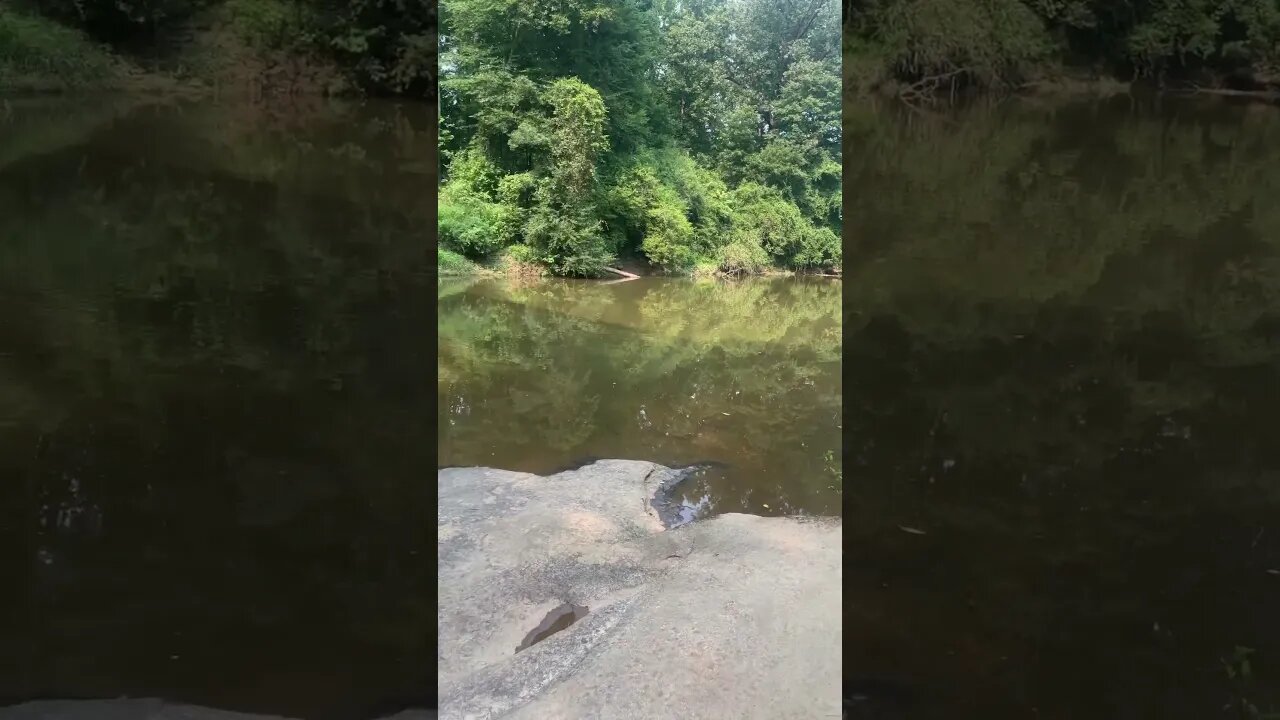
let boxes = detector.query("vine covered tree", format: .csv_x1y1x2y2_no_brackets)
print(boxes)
438,0,842,276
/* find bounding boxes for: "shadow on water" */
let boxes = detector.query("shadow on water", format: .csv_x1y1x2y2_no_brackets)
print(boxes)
843,95,1280,717
0,98,433,717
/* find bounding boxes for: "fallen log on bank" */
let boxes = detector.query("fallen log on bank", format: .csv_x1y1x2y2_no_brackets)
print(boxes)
603,266,640,280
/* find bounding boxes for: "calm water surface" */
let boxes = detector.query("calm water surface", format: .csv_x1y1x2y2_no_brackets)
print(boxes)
845,96,1280,717
0,97,432,717
438,276,844,517
9,90,1280,719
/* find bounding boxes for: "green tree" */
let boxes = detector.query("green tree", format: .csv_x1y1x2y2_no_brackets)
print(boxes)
521,77,614,275
440,0,842,275
846,0,1280,91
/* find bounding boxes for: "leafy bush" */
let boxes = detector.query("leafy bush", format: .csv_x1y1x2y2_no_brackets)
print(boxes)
501,243,539,265
438,187,504,258
793,225,841,270
849,0,1280,89
855,0,1053,87
223,0,315,52
603,149,735,268
860,0,1049,85
445,146,502,198
0,4,118,89
495,171,537,244
640,199,696,270
494,243,546,277
729,182,809,260
716,240,771,276
743,140,816,207
438,247,481,275
301,0,437,96
522,206,613,276
655,151,734,253
1123,0,1280,77
726,182,841,270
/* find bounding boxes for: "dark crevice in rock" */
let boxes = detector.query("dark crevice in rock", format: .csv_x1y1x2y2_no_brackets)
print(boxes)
514,603,590,654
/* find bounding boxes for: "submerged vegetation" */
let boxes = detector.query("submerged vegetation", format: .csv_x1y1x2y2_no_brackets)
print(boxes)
438,0,841,277
845,0,1280,95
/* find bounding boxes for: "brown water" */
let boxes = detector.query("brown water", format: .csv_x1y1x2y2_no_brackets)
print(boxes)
9,88,1279,720
0,97,433,718
844,95,1280,718
437,276,844,519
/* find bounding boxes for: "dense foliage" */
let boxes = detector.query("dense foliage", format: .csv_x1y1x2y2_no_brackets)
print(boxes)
439,0,842,276
9,0,436,96
846,0,1280,93
0,3,120,90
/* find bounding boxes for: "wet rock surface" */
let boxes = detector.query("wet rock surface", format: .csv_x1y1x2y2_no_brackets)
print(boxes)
647,463,718,529
438,459,841,720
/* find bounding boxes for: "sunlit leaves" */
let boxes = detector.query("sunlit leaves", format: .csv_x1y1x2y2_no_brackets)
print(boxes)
440,0,841,274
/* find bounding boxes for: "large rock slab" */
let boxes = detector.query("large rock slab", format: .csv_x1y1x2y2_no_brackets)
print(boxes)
438,460,841,720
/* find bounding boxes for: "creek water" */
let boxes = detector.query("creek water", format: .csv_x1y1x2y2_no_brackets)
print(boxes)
843,95,1280,717
6,89,1280,719
437,276,844,518
0,98,432,718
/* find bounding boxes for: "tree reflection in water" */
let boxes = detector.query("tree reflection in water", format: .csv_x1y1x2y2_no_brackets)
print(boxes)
843,96,1280,718
0,98,433,718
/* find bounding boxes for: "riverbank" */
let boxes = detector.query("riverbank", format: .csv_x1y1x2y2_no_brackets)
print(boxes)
437,248,492,277
437,247,841,280
437,247,549,279
847,64,1280,105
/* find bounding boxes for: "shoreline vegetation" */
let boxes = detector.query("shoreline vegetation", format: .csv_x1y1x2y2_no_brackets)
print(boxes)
0,0,434,98
436,246,842,279
13,1,1280,279
437,0,842,279
843,0,1280,103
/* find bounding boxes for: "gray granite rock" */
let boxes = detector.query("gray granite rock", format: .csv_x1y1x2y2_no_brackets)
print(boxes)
438,460,841,720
